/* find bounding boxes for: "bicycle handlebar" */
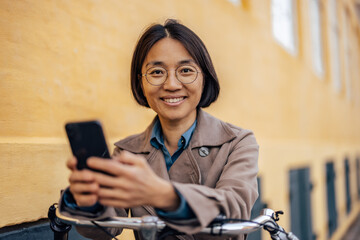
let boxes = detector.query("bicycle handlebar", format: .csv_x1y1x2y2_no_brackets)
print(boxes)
54,207,298,240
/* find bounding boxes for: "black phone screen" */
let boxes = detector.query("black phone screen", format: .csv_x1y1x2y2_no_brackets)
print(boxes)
65,120,110,171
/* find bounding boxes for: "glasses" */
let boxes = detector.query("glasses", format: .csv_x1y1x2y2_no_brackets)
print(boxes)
142,65,201,86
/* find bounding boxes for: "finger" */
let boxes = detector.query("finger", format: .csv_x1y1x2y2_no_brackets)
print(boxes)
73,193,98,207
69,169,96,183
97,187,125,200
87,157,134,177
67,156,77,171
92,171,133,189
69,182,99,195
92,172,119,188
117,151,147,166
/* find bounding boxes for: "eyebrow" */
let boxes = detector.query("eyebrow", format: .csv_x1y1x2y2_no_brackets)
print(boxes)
145,59,196,68
145,61,164,67
179,59,196,65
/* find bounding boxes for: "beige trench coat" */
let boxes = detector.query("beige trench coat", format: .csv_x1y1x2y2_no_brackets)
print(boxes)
59,109,259,240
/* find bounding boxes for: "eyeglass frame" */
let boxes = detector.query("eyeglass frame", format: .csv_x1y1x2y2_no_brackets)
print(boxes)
141,65,202,86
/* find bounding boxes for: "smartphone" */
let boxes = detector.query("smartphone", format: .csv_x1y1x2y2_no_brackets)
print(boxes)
65,120,110,172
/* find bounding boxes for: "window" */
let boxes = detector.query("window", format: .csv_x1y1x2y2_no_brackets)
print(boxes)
328,0,342,92
227,0,241,6
326,161,338,237
344,158,351,213
271,0,298,55
342,9,352,100
309,0,324,78
289,167,315,240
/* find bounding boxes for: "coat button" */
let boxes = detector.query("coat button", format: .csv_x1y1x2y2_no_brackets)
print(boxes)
199,147,209,157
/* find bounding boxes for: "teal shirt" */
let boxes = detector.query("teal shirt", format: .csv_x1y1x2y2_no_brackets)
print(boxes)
151,119,196,219
150,119,196,170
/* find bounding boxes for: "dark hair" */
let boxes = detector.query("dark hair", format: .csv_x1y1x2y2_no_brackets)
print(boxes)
130,19,220,108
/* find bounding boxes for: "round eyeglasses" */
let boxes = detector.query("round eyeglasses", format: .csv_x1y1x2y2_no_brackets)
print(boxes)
142,65,201,86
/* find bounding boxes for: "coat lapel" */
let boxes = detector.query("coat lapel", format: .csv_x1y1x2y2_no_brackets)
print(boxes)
190,109,237,148
114,120,170,181
147,148,170,181
168,148,201,184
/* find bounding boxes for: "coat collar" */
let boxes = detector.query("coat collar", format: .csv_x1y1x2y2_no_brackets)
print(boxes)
114,109,237,153
190,109,237,148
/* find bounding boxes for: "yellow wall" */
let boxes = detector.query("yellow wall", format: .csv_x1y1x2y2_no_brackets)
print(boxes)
1,0,359,239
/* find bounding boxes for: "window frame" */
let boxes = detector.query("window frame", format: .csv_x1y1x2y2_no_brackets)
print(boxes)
309,0,325,78
327,0,342,93
271,0,299,56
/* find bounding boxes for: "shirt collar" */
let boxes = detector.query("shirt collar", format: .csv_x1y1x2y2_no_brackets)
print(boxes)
150,119,197,150
150,119,163,149
181,120,197,149
114,109,237,153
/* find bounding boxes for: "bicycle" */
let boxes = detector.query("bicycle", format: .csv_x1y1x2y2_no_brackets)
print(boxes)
48,204,299,240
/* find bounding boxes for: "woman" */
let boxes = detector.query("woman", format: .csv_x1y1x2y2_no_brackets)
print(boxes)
59,19,259,240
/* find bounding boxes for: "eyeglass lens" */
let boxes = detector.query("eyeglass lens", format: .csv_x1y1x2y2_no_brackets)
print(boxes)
145,65,198,85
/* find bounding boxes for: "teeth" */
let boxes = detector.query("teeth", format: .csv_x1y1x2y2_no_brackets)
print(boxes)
164,97,184,103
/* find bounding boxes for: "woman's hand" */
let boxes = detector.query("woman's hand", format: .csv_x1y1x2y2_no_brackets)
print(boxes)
87,151,180,211
67,157,100,207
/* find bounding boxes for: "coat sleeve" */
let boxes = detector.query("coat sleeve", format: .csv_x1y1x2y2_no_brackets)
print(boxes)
167,131,259,234
57,188,127,240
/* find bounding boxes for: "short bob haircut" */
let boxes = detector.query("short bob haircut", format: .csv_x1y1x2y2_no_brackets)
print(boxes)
130,19,220,108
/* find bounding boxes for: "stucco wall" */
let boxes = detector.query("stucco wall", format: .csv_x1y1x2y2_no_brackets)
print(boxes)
1,0,359,239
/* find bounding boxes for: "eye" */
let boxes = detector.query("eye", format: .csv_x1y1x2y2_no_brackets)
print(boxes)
178,66,196,75
147,67,166,77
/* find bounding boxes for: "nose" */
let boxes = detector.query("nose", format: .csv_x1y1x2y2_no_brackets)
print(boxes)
163,71,182,90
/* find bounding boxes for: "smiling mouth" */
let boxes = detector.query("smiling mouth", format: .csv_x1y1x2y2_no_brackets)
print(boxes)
162,97,185,103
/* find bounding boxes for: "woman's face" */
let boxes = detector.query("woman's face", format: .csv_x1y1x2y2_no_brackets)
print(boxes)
141,38,204,124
